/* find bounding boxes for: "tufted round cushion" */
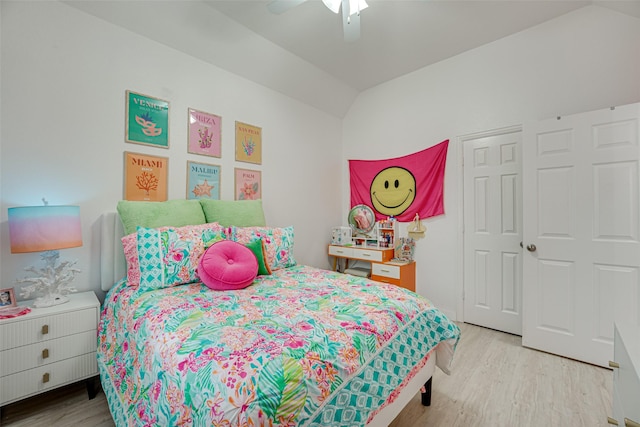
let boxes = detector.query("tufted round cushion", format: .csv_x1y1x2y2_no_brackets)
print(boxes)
197,240,258,290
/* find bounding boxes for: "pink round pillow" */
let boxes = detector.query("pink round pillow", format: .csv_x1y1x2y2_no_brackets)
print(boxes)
198,240,258,290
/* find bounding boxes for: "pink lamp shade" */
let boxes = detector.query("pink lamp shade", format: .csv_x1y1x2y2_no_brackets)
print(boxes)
8,206,82,253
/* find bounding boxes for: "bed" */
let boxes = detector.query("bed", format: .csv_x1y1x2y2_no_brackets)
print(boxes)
97,202,460,426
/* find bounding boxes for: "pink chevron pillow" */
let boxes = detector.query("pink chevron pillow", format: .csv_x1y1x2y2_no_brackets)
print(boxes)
197,240,258,291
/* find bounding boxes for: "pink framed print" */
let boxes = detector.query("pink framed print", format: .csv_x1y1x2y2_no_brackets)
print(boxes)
188,108,221,157
234,168,262,200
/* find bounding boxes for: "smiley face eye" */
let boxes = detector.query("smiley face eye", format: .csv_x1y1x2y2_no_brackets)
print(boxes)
383,180,401,189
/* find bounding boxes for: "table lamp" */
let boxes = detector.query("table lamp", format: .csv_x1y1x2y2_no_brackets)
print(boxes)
8,204,82,308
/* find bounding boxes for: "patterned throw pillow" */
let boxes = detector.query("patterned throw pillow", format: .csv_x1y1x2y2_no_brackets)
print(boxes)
121,223,229,289
233,226,296,271
244,238,272,276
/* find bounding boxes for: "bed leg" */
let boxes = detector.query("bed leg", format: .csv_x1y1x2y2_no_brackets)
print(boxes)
421,377,432,406
86,375,100,400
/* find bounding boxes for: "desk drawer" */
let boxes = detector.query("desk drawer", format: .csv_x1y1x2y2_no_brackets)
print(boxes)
328,246,353,258
371,262,416,292
350,248,383,262
372,263,400,279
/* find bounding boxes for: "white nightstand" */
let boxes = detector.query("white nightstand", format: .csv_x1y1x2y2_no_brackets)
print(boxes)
609,322,640,427
0,291,100,407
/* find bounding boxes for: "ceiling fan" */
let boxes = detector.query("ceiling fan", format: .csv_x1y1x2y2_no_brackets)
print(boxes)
267,0,369,42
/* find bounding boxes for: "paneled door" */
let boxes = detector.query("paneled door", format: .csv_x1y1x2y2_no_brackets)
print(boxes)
522,103,640,367
463,128,523,335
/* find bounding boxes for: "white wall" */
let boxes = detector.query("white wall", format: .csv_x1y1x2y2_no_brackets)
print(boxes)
2,2,638,316
0,1,343,301
342,5,640,319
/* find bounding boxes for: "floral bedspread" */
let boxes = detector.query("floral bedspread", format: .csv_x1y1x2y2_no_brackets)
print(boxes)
97,265,459,426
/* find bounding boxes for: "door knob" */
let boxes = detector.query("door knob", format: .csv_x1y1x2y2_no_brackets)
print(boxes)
526,244,537,252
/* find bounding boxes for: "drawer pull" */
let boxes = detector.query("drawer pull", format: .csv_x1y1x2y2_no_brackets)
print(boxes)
42,324,49,335
608,417,619,425
42,348,49,359
625,418,640,427
609,361,620,369
42,372,50,383
362,253,371,257
380,269,391,273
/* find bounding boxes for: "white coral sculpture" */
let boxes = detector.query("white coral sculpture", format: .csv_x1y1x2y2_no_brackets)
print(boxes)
18,251,80,300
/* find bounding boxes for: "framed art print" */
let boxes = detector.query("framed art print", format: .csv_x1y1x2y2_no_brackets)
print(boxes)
187,161,221,200
188,108,221,157
125,90,170,148
234,168,261,200
235,121,262,164
124,151,168,201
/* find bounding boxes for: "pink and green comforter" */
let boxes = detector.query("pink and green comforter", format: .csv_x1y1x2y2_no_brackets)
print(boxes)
97,265,459,426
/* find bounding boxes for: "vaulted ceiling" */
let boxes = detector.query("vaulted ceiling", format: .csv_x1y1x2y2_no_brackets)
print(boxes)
65,0,640,117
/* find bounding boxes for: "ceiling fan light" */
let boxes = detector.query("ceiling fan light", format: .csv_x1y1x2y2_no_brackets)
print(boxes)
322,0,341,13
347,0,368,16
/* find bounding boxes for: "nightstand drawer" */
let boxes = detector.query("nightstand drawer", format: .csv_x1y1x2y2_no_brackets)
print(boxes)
372,263,400,279
613,323,640,425
0,352,97,405
328,245,353,258
0,330,97,377
0,307,98,351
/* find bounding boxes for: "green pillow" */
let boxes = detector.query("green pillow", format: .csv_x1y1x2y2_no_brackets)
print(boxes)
244,238,271,276
199,199,266,227
117,199,207,235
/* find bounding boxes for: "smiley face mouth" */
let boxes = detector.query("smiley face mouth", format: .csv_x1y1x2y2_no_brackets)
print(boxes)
372,189,414,209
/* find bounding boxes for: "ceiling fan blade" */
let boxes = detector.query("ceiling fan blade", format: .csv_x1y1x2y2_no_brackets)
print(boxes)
342,5,361,42
267,0,308,15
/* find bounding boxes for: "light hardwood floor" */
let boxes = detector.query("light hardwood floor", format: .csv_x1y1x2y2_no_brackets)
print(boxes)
0,322,613,426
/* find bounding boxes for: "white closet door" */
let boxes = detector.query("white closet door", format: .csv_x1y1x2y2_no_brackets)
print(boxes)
463,128,523,335
522,103,640,367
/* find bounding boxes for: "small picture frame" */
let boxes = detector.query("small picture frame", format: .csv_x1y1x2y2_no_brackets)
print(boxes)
188,108,222,157
187,161,221,200
0,288,17,309
234,168,262,200
394,237,416,262
125,90,170,148
235,121,262,164
124,151,169,201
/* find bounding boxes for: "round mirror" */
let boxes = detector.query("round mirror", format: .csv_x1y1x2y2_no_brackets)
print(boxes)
348,204,376,235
